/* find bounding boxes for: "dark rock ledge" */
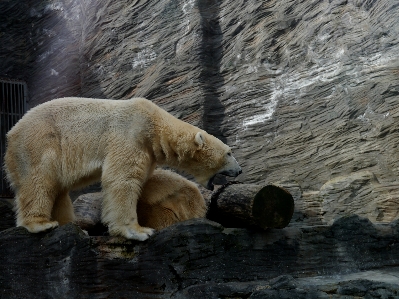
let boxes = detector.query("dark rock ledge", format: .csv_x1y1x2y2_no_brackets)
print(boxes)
1,211,399,299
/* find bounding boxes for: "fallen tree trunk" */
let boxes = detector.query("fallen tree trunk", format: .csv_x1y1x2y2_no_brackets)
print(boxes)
73,183,294,233
207,183,294,229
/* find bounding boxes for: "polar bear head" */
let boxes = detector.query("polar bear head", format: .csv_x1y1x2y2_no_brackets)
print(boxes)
178,131,242,191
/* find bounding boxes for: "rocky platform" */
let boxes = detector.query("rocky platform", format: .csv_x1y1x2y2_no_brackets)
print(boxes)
1,199,399,299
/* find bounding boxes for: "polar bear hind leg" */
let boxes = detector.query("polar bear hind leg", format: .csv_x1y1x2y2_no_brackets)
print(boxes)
15,172,59,233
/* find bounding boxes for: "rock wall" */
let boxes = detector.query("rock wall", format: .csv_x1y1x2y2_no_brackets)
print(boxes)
1,0,399,223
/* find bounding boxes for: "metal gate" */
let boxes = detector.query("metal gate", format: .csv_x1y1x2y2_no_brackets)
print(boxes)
0,79,27,197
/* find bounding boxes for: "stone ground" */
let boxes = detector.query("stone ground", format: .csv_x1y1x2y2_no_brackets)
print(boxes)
1,199,399,298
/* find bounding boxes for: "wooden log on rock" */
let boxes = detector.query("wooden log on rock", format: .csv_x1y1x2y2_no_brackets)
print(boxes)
73,192,108,235
73,183,294,234
207,183,294,230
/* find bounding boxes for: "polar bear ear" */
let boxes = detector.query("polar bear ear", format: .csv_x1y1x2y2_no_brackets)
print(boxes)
195,132,204,148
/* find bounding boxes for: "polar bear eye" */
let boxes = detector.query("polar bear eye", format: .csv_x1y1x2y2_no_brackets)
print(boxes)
227,152,231,156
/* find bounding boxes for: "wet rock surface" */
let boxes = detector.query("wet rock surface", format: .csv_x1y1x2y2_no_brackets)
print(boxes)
1,204,399,298
177,274,399,299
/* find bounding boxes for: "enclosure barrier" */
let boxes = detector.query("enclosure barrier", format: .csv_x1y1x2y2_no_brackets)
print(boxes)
0,79,27,197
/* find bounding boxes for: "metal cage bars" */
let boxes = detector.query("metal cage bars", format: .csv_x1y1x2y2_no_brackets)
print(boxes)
0,80,27,197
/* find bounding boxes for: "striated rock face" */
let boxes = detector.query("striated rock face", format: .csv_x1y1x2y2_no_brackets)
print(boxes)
1,0,399,223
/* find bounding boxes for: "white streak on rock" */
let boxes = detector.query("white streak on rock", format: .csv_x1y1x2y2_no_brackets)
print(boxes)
37,50,54,62
132,48,157,69
182,0,195,14
242,44,399,127
242,85,281,127
44,3,64,13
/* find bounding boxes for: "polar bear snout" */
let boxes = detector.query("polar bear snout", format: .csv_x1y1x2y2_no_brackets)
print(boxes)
219,167,242,177
219,154,242,177
205,155,242,190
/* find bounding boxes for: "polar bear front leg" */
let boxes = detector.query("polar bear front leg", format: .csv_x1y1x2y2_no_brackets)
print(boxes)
101,151,155,241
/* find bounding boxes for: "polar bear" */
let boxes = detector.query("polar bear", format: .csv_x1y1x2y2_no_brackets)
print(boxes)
4,97,241,241
138,169,207,229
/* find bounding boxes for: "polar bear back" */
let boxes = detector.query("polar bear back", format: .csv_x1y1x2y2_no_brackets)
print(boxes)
5,97,155,189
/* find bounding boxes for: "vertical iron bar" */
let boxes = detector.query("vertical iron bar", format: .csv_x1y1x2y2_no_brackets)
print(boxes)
1,81,2,114
23,83,27,113
11,84,14,125
15,84,19,124
0,80,27,197
14,84,17,124
20,84,23,115
1,82,6,195
10,83,13,121
5,82,8,196
20,84,23,116
5,83,8,144
17,84,20,117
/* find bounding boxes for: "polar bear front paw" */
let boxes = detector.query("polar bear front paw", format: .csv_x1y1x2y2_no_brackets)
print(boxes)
109,223,155,241
126,226,155,241
23,220,59,233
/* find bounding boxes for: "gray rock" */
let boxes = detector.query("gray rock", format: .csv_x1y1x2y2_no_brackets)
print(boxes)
1,215,399,298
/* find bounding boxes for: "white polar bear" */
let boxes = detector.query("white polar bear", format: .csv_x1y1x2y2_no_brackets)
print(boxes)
4,97,241,240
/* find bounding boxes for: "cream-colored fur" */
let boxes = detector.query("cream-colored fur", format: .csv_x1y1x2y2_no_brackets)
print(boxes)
138,169,207,230
4,97,241,241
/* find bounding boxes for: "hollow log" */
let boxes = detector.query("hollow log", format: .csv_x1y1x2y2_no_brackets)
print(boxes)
207,183,294,230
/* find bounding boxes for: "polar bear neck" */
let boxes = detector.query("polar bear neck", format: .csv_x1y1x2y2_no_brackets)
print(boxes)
129,98,193,168
151,110,196,170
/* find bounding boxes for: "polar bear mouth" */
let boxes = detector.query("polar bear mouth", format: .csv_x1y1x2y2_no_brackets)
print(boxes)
206,175,216,191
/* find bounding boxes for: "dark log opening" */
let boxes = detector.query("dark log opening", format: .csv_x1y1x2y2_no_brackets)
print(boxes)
207,183,294,230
